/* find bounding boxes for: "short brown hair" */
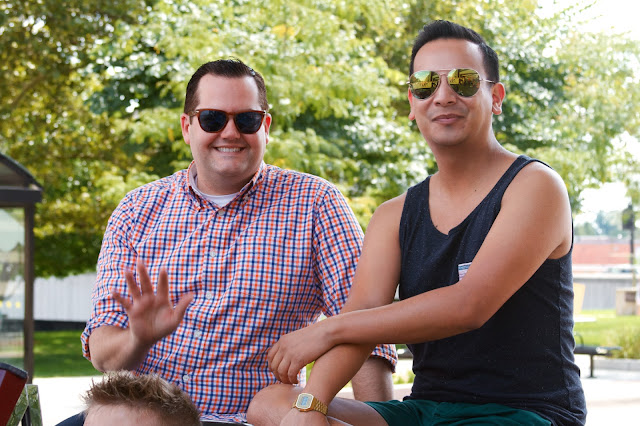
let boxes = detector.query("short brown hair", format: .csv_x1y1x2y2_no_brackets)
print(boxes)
184,58,269,114
83,372,200,426
410,20,500,83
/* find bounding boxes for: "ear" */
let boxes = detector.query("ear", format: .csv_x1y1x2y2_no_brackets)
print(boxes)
408,88,416,121
263,113,272,145
181,113,192,145
491,82,506,115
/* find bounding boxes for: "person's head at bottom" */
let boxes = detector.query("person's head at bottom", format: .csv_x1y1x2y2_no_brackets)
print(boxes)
83,371,200,426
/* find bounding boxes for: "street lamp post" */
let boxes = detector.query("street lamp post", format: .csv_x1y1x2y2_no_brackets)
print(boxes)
622,204,638,314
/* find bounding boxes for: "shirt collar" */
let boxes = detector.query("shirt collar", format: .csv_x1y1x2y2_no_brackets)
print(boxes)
185,161,266,204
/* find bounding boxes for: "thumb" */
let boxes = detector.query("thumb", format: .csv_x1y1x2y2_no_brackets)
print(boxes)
173,293,194,322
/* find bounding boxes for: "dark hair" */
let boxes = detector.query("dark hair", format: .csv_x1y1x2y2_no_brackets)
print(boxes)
83,372,200,426
184,58,269,114
410,20,499,83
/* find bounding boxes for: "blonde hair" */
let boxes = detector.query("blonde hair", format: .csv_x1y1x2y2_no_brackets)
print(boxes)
83,371,200,426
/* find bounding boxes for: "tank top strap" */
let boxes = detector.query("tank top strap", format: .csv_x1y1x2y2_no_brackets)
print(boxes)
490,154,542,195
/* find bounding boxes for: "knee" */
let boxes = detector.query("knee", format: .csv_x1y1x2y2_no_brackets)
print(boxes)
247,384,298,426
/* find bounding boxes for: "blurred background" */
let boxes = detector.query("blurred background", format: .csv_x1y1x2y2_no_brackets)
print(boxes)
0,0,639,382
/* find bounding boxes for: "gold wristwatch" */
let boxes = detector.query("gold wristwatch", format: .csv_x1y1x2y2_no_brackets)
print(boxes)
292,392,328,415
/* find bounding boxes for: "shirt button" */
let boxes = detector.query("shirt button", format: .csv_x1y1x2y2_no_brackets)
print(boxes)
182,374,190,382
205,291,214,300
218,210,225,216
194,330,202,338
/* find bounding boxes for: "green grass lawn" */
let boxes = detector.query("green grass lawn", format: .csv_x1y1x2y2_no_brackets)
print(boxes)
574,310,640,358
1,330,100,378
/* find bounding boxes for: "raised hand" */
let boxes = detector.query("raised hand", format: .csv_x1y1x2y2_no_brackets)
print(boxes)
111,258,194,349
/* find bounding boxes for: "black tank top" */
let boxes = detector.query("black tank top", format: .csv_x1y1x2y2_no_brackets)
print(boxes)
399,155,586,425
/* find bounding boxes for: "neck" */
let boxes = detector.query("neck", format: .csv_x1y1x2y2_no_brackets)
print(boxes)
190,163,259,196
197,177,251,196
431,140,511,190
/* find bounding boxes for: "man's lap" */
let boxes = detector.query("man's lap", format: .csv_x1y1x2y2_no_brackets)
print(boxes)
364,399,552,426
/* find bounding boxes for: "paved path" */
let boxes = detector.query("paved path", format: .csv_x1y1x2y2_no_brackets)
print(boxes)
33,354,640,425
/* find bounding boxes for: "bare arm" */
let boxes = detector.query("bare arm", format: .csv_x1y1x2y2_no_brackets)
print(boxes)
89,259,193,372
321,163,572,346
268,195,403,404
89,324,154,372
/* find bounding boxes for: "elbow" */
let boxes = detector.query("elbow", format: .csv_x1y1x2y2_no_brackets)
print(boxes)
91,359,106,373
88,336,117,373
446,283,496,332
90,358,108,373
455,303,492,332
89,350,109,373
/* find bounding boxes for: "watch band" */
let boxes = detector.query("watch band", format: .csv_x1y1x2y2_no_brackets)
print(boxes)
292,392,329,415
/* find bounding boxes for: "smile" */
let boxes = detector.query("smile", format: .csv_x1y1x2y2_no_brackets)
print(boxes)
217,147,243,153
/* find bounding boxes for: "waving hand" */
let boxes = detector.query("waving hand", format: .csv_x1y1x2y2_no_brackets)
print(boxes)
111,259,194,348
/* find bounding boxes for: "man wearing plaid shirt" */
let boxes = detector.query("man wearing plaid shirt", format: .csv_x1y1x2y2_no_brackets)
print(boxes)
71,59,396,424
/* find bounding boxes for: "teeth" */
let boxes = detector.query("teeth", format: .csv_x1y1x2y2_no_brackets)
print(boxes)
217,147,242,153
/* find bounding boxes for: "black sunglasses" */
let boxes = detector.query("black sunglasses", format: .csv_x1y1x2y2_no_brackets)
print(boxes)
188,109,267,134
408,68,496,100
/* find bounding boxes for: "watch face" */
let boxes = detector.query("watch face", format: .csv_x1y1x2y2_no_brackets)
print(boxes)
297,393,313,409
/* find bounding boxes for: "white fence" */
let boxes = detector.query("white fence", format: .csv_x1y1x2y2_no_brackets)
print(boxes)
2,272,636,323
32,272,640,319
573,273,637,311
34,273,95,322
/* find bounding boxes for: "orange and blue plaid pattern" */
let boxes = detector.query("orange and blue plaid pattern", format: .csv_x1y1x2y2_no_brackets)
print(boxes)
82,162,397,422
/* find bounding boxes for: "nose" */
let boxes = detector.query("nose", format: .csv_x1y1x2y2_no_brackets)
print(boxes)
432,78,457,106
219,116,241,138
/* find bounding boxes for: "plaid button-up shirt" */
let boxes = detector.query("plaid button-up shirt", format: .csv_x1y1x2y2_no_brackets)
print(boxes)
82,162,397,422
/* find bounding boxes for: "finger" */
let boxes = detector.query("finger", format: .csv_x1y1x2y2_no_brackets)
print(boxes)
124,269,141,300
268,346,283,377
267,342,278,367
172,293,194,323
136,258,154,295
111,291,132,311
277,358,292,384
288,364,300,385
156,267,170,303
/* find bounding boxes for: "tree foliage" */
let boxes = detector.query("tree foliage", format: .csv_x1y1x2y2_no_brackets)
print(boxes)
575,210,627,237
1,0,639,277
0,0,158,276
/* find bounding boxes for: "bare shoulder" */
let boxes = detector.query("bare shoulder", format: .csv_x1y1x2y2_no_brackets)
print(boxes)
359,193,407,245
507,160,569,202
370,193,406,226
504,160,571,257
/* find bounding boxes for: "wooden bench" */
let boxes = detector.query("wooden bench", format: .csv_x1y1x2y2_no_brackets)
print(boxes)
399,341,621,379
573,334,622,378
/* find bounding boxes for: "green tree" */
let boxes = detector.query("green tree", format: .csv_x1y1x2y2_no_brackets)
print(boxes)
85,0,428,228
0,0,155,276
2,0,639,277
386,0,640,211
575,210,626,237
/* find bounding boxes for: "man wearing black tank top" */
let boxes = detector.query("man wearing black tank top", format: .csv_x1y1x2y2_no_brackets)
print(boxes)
249,20,586,426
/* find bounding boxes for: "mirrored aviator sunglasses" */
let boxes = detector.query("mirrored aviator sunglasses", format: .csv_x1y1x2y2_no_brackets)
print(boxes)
189,109,267,134
408,68,495,100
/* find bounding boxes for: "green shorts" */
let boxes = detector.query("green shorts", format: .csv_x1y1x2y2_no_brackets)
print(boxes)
364,399,552,426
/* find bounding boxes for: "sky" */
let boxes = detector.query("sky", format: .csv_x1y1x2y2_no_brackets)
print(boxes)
538,0,640,223
539,0,640,40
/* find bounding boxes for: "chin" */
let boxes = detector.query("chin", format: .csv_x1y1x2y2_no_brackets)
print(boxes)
428,137,465,147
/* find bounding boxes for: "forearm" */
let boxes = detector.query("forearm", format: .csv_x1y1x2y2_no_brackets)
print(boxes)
303,343,375,405
328,284,480,347
88,325,153,372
